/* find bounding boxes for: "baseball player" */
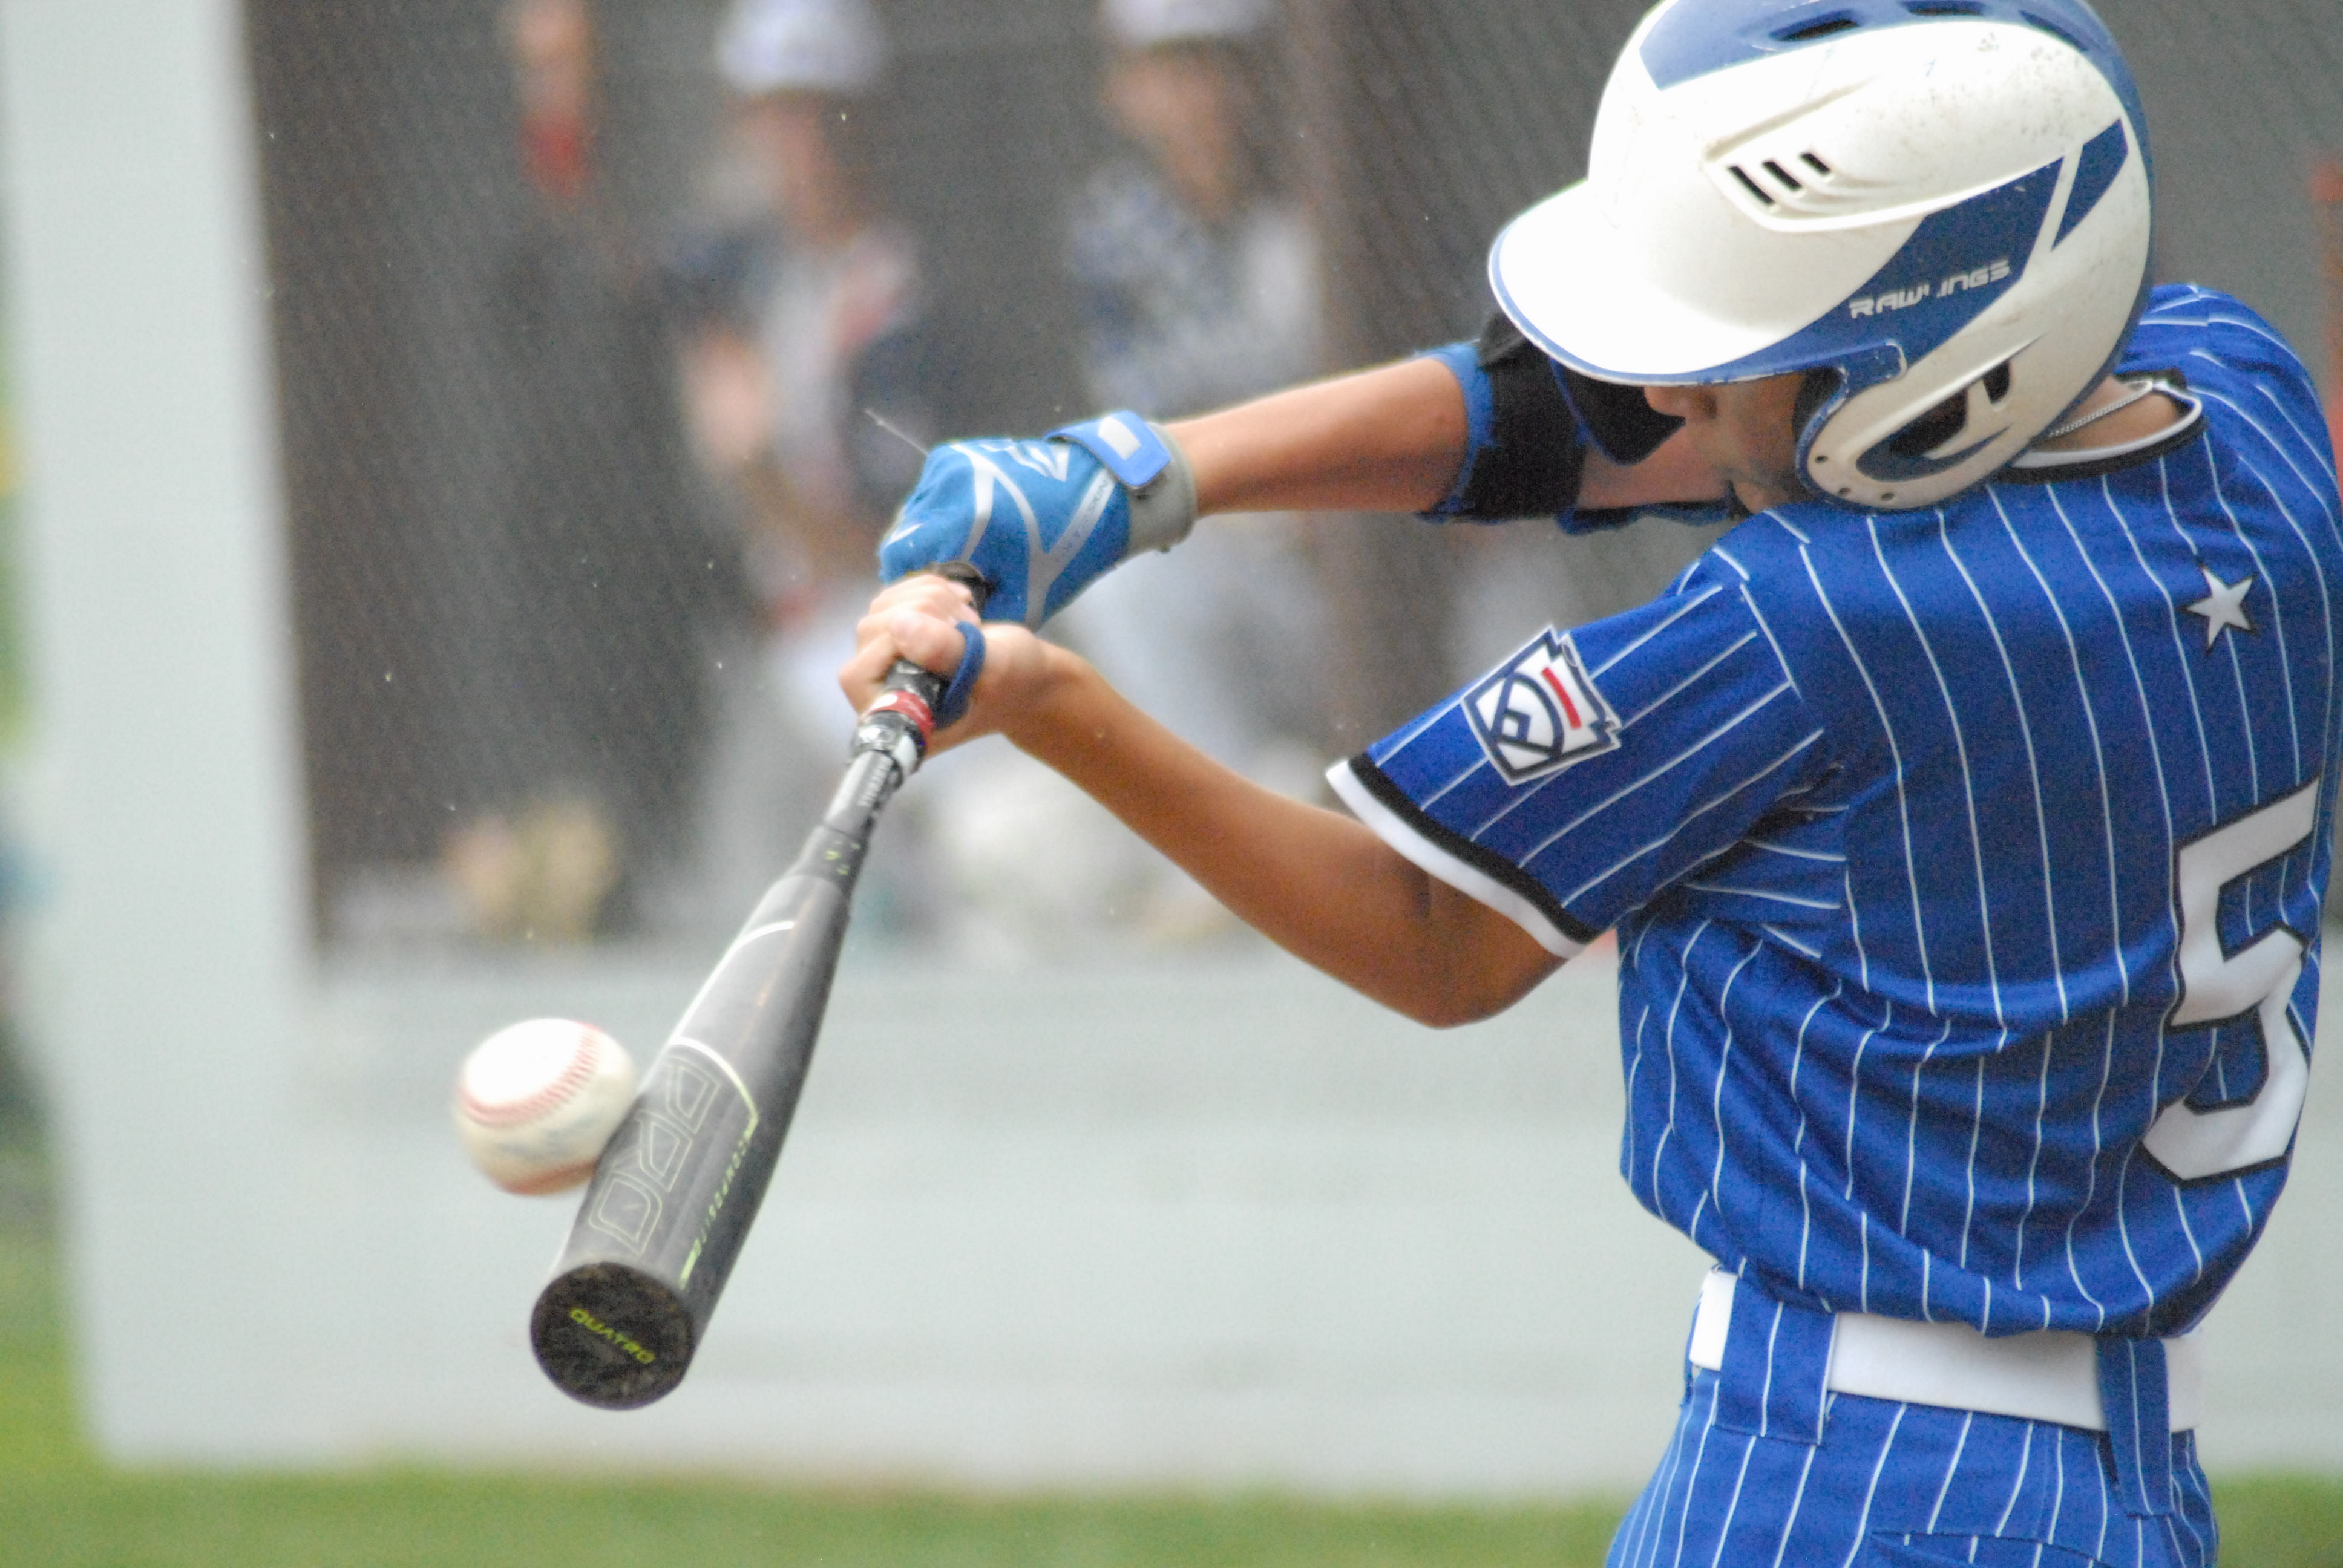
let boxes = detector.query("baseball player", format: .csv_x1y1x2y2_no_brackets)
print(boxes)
1057,0,1331,794
850,1,2343,1563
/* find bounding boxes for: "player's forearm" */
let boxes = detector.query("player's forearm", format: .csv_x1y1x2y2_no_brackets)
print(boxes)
1006,648,1555,1025
1166,357,1469,517
1165,354,1729,521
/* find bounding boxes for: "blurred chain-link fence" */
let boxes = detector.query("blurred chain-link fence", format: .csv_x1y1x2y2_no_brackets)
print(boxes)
247,0,2343,950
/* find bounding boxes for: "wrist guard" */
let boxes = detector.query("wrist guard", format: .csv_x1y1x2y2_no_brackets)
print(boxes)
1049,413,1199,554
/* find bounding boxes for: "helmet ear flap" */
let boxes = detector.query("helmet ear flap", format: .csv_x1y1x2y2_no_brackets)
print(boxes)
1792,367,1844,436
1791,367,1845,498
1802,341,2043,508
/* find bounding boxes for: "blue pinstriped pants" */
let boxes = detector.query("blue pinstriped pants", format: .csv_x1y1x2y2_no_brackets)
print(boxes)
1607,1368,2216,1568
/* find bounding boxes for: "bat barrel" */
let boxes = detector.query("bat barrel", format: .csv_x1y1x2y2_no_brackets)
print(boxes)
531,765,890,1408
529,591,977,1411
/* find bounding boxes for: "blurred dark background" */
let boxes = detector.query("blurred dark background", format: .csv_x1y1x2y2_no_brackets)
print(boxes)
244,0,2343,947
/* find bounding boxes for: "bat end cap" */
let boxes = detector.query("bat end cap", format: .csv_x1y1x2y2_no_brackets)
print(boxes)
531,1261,697,1410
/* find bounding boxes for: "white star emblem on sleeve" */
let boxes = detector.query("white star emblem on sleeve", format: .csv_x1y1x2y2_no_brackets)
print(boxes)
2185,564,2255,650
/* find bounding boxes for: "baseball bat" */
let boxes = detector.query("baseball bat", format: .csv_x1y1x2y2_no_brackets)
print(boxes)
530,567,984,1410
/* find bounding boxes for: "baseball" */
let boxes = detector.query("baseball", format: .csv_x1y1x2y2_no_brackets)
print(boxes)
453,1018,638,1195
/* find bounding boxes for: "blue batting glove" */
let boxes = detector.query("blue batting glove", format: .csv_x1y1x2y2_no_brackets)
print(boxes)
878,413,1197,627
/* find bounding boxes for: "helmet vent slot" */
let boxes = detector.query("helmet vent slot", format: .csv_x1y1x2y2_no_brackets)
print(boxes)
1729,166,1779,206
1904,1,1985,14
1887,393,1972,461
1718,151,1842,217
1774,14,1861,42
1983,363,2012,403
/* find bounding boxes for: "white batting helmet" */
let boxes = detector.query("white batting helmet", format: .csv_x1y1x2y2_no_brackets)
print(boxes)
1491,0,2152,511
1103,0,1273,50
718,0,888,97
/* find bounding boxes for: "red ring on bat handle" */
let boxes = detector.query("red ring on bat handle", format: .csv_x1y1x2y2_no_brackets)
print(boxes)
862,686,937,747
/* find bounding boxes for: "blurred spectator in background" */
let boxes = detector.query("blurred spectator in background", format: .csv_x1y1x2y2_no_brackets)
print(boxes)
2316,156,2343,461
1031,0,1330,940
1072,0,1322,418
675,0,945,933
680,0,935,625
2312,155,2343,920
442,0,726,943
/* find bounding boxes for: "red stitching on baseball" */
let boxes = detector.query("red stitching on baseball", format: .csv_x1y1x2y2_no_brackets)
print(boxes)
459,1025,603,1128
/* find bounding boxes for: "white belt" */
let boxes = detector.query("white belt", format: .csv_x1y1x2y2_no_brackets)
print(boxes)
1688,1270,2201,1432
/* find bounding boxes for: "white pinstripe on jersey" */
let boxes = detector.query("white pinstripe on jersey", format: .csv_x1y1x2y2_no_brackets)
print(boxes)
1335,286,2343,1345
1608,1375,2214,1568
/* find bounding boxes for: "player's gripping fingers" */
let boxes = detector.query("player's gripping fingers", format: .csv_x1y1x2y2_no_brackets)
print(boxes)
842,578,969,702
842,584,1054,751
865,570,978,629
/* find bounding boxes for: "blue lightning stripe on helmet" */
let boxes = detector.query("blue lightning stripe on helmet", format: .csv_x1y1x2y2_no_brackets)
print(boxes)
2056,120,2132,246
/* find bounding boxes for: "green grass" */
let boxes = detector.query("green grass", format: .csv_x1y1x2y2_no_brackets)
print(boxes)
2208,1476,2343,1568
3,1161,2342,1567
0,1475,1624,1568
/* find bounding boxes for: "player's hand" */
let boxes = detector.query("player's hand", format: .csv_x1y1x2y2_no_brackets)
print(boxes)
876,413,1196,627
841,575,1066,753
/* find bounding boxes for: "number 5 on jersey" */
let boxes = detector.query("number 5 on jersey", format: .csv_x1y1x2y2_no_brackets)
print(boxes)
2145,777,2322,1183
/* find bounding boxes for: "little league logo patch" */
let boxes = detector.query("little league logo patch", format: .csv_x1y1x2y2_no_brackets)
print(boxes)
1466,629,1620,785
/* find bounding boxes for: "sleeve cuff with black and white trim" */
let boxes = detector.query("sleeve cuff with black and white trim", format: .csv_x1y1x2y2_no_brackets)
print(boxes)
1326,754,1595,959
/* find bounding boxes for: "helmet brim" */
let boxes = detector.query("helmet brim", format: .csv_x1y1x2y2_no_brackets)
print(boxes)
1490,182,1870,385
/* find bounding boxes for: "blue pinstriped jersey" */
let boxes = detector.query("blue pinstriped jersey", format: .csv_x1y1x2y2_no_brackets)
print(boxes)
1334,286,2343,1339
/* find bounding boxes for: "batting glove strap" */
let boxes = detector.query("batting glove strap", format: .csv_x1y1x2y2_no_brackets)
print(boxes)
1049,413,1198,555
933,620,988,730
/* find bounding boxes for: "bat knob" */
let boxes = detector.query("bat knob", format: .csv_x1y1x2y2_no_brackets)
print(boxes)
532,1261,696,1410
